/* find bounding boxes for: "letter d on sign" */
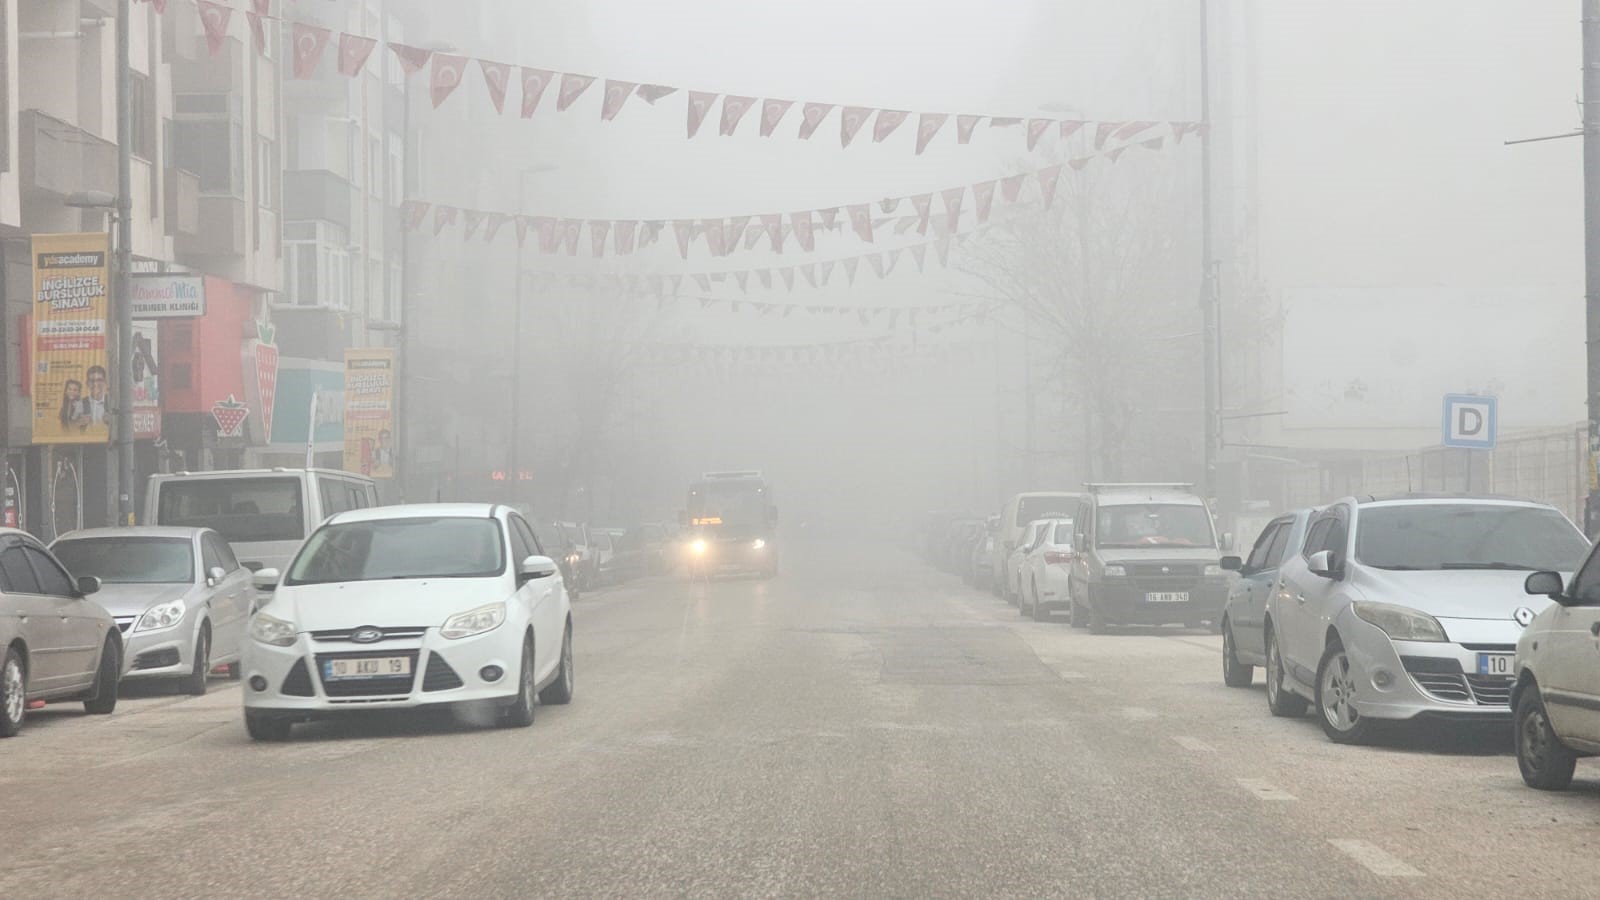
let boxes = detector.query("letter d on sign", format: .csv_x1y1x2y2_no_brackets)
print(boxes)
1457,407,1483,437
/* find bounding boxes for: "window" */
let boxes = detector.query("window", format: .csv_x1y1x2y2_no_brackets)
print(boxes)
1302,519,1333,558
1094,504,1214,549
1354,503,1589,573
0,546,41,594
1244,523,1282,572
369,136,383,197
201,535,224,574
319,478,354,517
286,517,505,585
510,516,534,562
156,477,306,543
255,138,278,210
174,94,244,195
129,73,157,160
1570,548,1600,606
23,547,75,597
284,221,352,308
53,537,195,584
212,535,240,571
387,137,404,206
1265,522,1292,568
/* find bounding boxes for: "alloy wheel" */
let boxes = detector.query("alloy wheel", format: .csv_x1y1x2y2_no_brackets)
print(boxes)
561,632,573,695
1320,650,1359,732
3,657,23,726
1266,638,1282,705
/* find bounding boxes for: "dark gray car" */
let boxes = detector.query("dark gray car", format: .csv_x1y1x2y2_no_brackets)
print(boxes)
1220,509,1314,687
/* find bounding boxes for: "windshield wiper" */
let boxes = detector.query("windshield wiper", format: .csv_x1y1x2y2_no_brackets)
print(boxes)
1438,562,1538,571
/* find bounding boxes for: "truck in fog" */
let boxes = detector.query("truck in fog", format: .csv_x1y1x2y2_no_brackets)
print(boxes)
682,471,778,578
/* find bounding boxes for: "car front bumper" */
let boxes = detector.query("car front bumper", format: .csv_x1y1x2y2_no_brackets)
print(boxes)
1336,611,1517,722
688,541,774,574
116,618,200,681
242,625,523,718
1034,567,1074,611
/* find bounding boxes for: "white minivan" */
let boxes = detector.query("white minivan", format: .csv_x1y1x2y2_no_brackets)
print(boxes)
145,468,379,573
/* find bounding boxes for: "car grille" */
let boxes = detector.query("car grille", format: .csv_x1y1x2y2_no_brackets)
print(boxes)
314,650,420,697
1125,563,1202,577
310,626,428,643
1408,672,1474,703
281,659,314,696
422,652,464,692
1464,675,1513,706
1400,657,1511,707
114,616,136,634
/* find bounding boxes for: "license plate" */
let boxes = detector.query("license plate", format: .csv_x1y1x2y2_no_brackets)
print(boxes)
324,656,411,680
1146,592,1189,603
1477,653,1515,676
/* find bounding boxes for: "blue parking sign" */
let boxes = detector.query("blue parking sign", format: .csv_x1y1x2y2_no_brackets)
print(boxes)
1442,394,1496,449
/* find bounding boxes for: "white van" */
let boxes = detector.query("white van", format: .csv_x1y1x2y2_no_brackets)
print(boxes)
993,492,1082,582
144,468,379,573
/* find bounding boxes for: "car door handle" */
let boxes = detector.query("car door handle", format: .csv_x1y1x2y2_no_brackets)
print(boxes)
1295,594,1307,605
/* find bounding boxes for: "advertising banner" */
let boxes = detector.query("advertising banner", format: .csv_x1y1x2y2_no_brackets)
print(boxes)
31,233,111,445
343,348,396,478
131,321,161,440
268,358,344,450
130,273,206,318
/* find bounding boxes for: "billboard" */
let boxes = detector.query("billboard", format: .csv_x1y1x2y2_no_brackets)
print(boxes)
343,348,396,478
130,273,206,318
268,358,344,450
31,233,111,445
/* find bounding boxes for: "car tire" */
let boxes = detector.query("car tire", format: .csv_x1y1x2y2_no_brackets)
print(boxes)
1068,595,1087,629
1,646,26,738
1087,591,1109,635
1265,627,1308,717
180,626,210,697
1315,639,1376,744
81,639,120,716
245,712,293,742
539,623,575,706
226,659,243,681
1222,618,1253,688
499,637,537,728
1516,687,1577,791
1030,582,1048,622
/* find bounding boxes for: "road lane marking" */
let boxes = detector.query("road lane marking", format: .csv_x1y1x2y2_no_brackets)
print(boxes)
1328,839,1422,877
1173,735,1215,752
1235,778,1296,801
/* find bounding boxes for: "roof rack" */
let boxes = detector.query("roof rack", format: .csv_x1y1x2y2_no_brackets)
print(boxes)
1083,482,1196,492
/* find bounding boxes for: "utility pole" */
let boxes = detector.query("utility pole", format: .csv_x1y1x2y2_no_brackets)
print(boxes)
114,0,135,524
1585,0,1600,535
1199,0,1220,501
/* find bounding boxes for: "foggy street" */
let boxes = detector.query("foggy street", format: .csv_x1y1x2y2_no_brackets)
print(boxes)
5,540,1595,899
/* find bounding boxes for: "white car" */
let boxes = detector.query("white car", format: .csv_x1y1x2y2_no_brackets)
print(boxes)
1512,555,1600,790
241,503,574,741
1020,519,1075,621
1004,519,1054,605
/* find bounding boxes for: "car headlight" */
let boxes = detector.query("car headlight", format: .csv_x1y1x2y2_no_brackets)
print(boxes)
441,603,506,640
1204,564,1225,577
752,539,766,550
1102,564,1127,577
1351,601,1448,642
249,613,298,647
134,599,187,633
691,539,708,555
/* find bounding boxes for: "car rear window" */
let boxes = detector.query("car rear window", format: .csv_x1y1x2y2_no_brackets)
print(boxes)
1016,496,1075,527
156,478,305,543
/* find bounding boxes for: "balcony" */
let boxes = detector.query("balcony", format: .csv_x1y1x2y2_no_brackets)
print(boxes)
19,109,116,201
284,170,356,231
175,195,245,257
164,169,202,236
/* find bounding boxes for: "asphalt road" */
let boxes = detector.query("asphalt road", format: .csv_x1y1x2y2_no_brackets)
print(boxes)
4,542,1599,898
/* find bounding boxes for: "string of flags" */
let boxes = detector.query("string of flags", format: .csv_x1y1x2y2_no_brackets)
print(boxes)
149,0,1203,156
632,336,989,370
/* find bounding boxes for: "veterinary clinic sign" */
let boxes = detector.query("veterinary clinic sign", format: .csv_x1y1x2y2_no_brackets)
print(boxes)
130,273,206,318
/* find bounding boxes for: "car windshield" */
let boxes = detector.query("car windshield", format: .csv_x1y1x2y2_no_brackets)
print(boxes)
285,517,505,585
1355,504,1590,572
1017,496,1075,526
156,477,305,543
1096,504,1214,548
51,537,194,584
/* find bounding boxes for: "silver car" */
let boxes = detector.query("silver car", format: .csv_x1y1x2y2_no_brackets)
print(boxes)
1263,495,1590,744
52,527,256,696
1219,509,1314,687
1,528,120,737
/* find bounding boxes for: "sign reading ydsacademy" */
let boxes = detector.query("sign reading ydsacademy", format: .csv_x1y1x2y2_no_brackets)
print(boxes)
130,273,206,318
32,233,111,445
343,348,395,479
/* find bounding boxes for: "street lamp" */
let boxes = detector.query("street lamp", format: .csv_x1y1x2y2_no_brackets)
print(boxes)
65,186,133,525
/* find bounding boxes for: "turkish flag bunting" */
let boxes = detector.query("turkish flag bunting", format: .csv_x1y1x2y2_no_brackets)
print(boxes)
956,115,981,144
972,181,996,223
433,206,457,235
912,193,932,233
614,220,637,255
1069,156,1092,170
840,106,872,148
880,198,900,214
720,96,756,136
791,213,815,252
757,269,773,289
484,213,508,242
798,103,834,140
1095,122,1121,149
735,271,749,292
670,274,684,294
743,222,763,250
760,99,794,137
801,264,817,288
389,43,432,76
1114,121,1158,141
868,254,886,279
935,237,951,267
687,91,718,137
703,220,726,257
601,80,636,121
873,110,909,142
673,221,694,258
727,216,752,251
1059,120,1087,139
887,247,903,272
479,61,512,113
148,0,168,10
761,214,783,251
636,84,678,104
1026,118,1051,150
1141,136,1165,150
843,257,860,285
819,261,835,285
520,68,554,118
895,216,918,235
1037,165,1063,208
694,275,712,292
197,2,232,58
338,34,379,77
514,216,530,247
245,8,267,56
847,204,873,242
1000,173,1026,203
290,24,330,79
556,74,595,111
915,113,948,155
781,268,795,291
941,187,965,232
461,210,484,240
590,220,611,257
911,243,927,272
429,54,467,108
403,202,430,232
818,208,839,230
534,217,558,253
1107,147,1128,163
561,219,582,255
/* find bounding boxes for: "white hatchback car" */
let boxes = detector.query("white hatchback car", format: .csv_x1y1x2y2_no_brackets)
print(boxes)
1512,556,1600,790
241,504,573,741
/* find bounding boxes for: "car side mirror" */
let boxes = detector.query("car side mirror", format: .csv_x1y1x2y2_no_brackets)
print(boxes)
518,555,559,584
76,575,101,597
1307,550,1342,580
1220,555,1243,572
206,565,227,587
252,568,281,591
1524,570,1568,601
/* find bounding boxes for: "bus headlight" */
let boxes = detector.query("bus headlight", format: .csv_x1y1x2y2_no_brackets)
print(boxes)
691,539,708,555
752,539,766,550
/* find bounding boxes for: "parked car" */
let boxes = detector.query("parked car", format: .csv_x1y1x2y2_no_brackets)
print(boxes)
1020,518,1076,621
1219,509,1314,687
52,527,256,695
1263,494,1588,744
0,528,120,737
146,468,379,573
995,493,1081,593
590,528,619,583
968,516,1000,589
1511,550,1600,790
242,503,574,741
1004,519,1056,605
557,521,600,591
532,520,581,599
1067,483,1230,633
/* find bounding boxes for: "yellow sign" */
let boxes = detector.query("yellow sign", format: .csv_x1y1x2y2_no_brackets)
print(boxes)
31,233,111,445
691,516,723,526
342,348,396,478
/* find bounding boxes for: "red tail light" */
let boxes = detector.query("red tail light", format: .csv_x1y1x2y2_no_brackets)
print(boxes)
1044,551,1073,565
